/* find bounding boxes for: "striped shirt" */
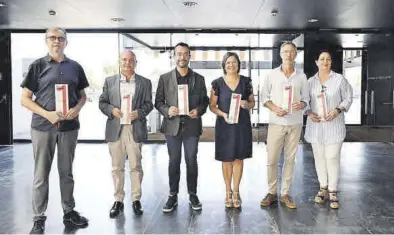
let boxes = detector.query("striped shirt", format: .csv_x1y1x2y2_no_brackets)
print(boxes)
261,66,309,125
304,71,353,144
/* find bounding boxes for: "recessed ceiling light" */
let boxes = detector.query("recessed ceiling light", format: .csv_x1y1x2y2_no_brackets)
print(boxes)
182,1,198,7
271,9,278,16
48,10,58,16
308,18,318,23
385,33,391,37
0,2,6,7
111,17,124,22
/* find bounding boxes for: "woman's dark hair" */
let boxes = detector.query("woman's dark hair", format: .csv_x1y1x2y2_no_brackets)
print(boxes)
315,49,332,61
221,52,241,75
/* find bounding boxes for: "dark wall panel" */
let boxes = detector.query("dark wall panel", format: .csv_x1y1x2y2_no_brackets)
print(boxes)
365,45,394,125
0,30,12,145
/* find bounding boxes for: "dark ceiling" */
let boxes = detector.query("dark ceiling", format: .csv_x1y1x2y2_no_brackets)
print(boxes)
1,0,394,31
1,0,393,48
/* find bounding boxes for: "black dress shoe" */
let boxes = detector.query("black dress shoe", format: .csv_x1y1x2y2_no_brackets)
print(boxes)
132,200,143,215
110,201,124,218
30,220,45,234
63,210,89,228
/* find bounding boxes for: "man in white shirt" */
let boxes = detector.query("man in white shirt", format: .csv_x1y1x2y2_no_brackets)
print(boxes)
260,41,309,209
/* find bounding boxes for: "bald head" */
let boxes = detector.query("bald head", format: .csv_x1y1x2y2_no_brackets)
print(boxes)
120,50,136,61
120,50,137,76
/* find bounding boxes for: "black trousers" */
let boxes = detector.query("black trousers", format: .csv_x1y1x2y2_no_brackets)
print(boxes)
165,123,199,195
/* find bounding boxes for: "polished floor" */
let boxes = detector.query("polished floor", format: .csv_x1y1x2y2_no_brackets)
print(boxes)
0,142,394,234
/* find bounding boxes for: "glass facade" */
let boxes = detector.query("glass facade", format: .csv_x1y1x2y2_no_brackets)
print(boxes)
343,50,362,124
11,32,360,141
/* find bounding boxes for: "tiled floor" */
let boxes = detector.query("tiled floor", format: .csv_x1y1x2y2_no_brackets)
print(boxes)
1,142,394,234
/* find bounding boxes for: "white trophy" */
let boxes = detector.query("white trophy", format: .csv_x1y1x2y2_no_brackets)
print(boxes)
316,92,328,121
55,84,69,116
228,93,241,124
120,94,132,124
178,84,189,115
281,84,293,114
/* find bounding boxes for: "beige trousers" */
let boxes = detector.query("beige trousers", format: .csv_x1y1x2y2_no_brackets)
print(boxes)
108,125,143,202
266,123,302,195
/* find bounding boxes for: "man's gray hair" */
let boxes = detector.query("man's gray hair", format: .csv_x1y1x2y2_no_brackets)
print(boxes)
280,41,297,50
120,49,137,62
45,27,67,38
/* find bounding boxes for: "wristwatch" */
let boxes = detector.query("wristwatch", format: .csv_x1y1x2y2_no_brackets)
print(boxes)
335,108,342,114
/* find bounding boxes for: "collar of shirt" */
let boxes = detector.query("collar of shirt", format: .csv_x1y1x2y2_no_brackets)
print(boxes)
313,70,334,80
45,54,70,63
176,68,191,79
120,73,136,82
277,65,297,78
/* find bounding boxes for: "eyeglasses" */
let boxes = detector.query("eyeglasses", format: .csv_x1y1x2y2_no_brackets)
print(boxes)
281,51,296,55
175,53,190,58
121,58,137,63
46,36,66,42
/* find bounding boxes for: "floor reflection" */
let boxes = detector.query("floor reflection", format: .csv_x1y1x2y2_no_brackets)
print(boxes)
0,142,393,233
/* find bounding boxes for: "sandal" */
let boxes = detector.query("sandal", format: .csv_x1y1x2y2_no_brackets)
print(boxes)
314,187,328,204
225,191,233,208
329,191,339,209
233,192,242,208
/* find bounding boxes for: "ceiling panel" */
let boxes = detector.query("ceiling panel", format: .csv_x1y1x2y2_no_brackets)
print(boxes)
1,0,175,29
161,0,264,28
253,0,394,29
0,0,394,30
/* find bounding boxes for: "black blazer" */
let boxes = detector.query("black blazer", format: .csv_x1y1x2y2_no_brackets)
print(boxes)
154,69,209,136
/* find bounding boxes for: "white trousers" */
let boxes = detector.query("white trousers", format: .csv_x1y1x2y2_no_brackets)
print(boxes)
311,142,343,191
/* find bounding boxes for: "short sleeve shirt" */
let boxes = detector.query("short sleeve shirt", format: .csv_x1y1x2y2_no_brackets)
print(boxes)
20,54,89,132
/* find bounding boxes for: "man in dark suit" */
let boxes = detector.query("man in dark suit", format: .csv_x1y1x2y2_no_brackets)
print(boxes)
155,42,209,212
99,50,153,217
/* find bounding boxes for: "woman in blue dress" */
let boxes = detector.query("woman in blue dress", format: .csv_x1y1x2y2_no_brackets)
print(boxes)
209,52,254,208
